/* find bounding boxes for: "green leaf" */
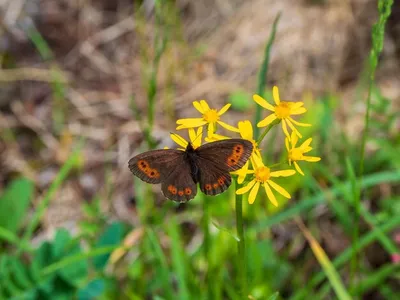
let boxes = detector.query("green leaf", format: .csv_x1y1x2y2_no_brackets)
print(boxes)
35,242,53,269
211,220,239,241
78,279,105,300
0,178,33,233
8,257,32,290
92,222,125,270
268,292,279,300
52,229,71,259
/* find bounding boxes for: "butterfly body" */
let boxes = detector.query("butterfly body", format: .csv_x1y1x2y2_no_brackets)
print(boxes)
129,139,253,202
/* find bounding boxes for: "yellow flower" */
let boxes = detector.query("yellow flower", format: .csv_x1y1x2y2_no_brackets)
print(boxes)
236,155,296,206
254,86,311,138
171,127,203,150
206,120,261,184
176,100,239,136
285,131,321,176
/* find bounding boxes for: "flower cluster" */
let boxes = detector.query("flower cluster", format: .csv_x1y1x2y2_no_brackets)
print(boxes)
173,86,320,206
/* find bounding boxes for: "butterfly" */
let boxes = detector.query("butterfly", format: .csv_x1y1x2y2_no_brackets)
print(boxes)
128,139,253,202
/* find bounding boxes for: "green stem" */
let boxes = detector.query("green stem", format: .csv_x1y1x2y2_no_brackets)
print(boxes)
203,195,212,299
351,1,393,292
235,180,247,298
257,119,280,144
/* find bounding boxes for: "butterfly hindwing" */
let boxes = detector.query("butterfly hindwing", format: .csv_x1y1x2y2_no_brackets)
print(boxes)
196,157,232,196
161,161,197,202
196,139,253,172
128,149,183,184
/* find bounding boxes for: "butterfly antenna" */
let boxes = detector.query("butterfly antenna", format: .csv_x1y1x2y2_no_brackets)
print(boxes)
191,127,204,145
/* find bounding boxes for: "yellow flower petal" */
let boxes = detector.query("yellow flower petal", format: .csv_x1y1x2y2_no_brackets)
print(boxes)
302,147,313,153
248,181,260,204
238,120,253,140
303,156,321,162
264,183,278,206
200,100,210,112
170,133,188,149
191,127,203,148
176,118,207,129
290,107,307,115
253,148,262,158
236,179,256,194
300,138,312,150
294,162,304,175
290,102,304,110
207,122,215,137
291,131,298,147
217,121,240,132
268,180,291,198
252,153,264,168
288,117,311,127
285,137,290,152
218,103,231,116
235,161,249,184
272,86,281,105
285,119,302,138
257,114,277,127
253,94,275,111
281,119,291,138
270,169,296,177
193,101,205,114
188,128,196,143
205,133,228,142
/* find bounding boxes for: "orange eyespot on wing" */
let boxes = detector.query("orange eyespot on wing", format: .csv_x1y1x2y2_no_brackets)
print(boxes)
196,139,253,172
168,185,178,195
128,149,183,184
161,161,197,202
227,144,247,167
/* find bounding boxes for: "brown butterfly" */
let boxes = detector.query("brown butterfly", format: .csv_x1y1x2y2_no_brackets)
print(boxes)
128,139,253,202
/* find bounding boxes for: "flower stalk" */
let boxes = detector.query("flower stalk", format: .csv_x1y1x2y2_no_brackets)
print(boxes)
235,180,247,298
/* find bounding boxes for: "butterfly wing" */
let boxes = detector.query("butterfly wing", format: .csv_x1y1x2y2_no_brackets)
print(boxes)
161,160,197,202
128,149,183,184
195,157,232,196
195,139,253,195
197,139,253,171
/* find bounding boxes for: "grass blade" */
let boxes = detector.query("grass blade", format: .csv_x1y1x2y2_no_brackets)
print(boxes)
290,215,400,300
20,140,85,254
254,12,281,138
147,229,175,299
296,219,352,300
256,170,400,229
167,218,190,300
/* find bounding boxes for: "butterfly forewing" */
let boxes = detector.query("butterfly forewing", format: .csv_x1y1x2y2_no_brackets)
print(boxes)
161,161,197,202
128,149,183,184
196,139,253,172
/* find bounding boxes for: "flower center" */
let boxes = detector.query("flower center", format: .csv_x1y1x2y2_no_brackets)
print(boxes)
274,102,291,119
203,109,219,123
289,148,303,161
255,166,270,182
